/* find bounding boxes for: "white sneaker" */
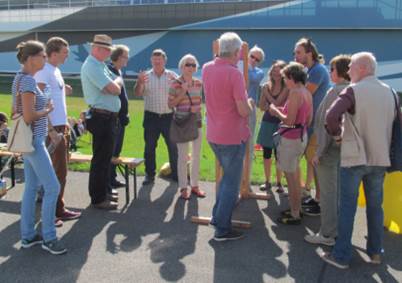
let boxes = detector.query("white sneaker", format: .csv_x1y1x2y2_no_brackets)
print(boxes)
304,233,335,246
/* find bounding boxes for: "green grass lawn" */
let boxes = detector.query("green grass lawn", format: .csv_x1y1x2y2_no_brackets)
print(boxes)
0,92,307,184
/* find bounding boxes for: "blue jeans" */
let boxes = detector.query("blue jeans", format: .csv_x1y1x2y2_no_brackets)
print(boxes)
21,136,60,242
332,165,386,264
209,142,246,237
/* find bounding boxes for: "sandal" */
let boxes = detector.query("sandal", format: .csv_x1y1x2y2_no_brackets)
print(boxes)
276,183,285,194
259,182,271,192
277,215,301,225
191,186,206,198
180,188,191,200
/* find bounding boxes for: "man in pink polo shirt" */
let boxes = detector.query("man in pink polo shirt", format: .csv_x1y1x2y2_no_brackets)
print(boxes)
202,32,253,242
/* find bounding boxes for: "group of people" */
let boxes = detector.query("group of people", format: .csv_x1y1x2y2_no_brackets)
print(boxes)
9,31,397,270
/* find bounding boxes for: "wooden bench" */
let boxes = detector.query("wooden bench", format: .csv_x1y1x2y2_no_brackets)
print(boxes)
69,153,144,204
0,149,17,191
0,146,144,204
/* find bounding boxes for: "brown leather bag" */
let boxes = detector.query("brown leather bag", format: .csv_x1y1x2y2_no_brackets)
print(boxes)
169,92,198,144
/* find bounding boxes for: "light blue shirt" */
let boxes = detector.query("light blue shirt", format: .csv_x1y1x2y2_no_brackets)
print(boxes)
248,66,264,102
80,55,121,112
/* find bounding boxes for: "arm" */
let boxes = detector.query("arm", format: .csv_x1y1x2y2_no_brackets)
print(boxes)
103,77,122,95
269,90,298,125
258,85,269,111
306,82,319,96
134,71,148,97
167,83,186,108
236,98,253,118
274,88,289,106
325,87,356,136
21,92,52,124
37,83,46,92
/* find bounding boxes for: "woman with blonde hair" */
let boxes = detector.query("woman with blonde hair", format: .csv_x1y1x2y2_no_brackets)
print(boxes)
257,60,288,194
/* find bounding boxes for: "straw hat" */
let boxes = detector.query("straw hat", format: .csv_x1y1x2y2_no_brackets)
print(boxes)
90,34,113,50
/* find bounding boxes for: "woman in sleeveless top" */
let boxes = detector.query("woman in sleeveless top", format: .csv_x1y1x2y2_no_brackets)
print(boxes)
12,41,66,254
269,62,313,225
168,54,205,200
257,60,288,194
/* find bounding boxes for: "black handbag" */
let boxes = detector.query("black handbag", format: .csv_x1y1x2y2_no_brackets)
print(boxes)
387,89,402,173
169,92,199,144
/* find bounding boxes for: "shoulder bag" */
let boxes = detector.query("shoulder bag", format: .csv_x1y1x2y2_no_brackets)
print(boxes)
169,92,199,144
7,76,34,153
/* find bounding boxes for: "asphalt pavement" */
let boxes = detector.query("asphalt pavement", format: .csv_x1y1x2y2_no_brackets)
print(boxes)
1,170,401,283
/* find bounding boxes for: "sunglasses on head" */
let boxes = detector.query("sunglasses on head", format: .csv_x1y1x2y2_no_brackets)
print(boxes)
250,54,261,63
185,63,196,68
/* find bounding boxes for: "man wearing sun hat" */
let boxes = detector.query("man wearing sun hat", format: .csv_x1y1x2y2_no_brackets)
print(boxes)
81,34,123,210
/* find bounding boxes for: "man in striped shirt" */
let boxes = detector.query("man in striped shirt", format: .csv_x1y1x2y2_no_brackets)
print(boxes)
134,49,178,185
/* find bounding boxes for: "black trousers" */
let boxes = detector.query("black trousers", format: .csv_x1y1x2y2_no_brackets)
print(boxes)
86,112,118,204
143,111,178,178
110,121,126,182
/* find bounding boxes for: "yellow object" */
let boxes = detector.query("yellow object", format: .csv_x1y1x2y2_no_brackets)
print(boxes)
383,172,402,234
358,172,402,234
159,162,171,177
358,183,366,207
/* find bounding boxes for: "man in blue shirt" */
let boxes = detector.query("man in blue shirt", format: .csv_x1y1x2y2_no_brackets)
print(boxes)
247,45,265,188
81,34,123,210
294,37,330,216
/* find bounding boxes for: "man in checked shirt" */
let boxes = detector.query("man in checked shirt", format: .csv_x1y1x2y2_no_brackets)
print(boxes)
134,49,178,185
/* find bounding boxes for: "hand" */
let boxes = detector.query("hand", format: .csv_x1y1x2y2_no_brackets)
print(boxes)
248,98,255,108
115,77,124,87
334,135,342,145
65,84,73,96
137,71,149,85
181,82,190,92
167,72,177,81
45,100,54,114
269,103,278,116
311,155,320,167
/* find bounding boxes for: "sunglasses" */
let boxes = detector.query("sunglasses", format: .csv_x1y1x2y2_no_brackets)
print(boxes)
250,54,261,63
152,51,163,56
185,63,196,68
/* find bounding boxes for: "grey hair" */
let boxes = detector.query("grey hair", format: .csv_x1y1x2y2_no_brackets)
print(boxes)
351,52,377,75
218,32,242,58
178,53,199,71
110,44,130,62
249,45,265,63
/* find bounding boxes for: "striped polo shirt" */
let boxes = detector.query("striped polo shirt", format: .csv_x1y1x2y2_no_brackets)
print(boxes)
12,73,48,138
168,77,202,115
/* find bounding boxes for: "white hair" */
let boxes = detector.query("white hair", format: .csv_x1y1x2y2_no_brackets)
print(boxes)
351,52,377,75
178,53,199,71
249,45,265,62
218,32,242,58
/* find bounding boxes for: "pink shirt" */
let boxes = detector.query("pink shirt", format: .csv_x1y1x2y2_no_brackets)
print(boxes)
279,95,311,139
202,57,250,145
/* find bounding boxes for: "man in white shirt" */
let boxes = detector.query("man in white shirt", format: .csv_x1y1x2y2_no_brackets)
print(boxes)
35,37,81,224
134,49,178,185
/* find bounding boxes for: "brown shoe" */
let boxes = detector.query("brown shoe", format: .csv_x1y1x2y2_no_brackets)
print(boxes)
92,200,118,210
107,194,118,202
